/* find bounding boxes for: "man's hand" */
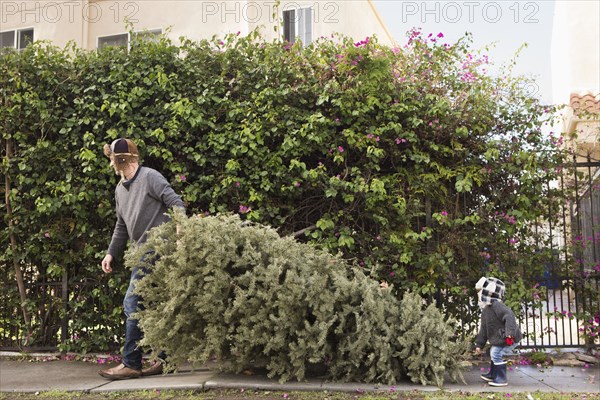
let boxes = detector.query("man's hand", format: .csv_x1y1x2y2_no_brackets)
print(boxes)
102,254,114,274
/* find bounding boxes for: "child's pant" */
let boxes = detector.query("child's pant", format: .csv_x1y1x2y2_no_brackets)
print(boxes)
490,343,518,364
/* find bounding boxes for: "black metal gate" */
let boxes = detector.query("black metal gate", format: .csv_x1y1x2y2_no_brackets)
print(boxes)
517,157,599,349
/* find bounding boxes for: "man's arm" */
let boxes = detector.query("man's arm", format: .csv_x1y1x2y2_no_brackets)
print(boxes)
147,169,186,210
103,211,129,274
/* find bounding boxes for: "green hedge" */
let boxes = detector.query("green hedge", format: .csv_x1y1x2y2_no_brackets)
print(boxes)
1,29,566,351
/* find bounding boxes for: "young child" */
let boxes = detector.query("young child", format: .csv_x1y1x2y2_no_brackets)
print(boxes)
474,277,522,387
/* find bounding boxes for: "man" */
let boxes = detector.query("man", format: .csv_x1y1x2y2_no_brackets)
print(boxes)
98,138,185,380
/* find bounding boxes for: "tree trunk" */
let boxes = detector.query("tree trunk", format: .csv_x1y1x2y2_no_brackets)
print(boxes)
4,139,31,333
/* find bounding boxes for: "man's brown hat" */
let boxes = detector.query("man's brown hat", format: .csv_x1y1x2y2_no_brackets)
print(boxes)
103,138,139,158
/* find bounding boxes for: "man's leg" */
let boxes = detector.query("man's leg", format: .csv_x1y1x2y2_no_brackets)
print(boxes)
122,266,144,370
98,267,144,380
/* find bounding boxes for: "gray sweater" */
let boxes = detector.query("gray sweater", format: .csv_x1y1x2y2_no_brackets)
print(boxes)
475,301,522,347
107,166,185,260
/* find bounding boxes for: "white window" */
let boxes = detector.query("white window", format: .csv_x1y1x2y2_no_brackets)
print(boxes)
133,29,162,43
98,29,162,50
0,28,33,50
98,33,128,50
283,8,312,44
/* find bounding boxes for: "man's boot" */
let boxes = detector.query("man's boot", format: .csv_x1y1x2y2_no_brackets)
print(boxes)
480,361,495,382
488,362,508,386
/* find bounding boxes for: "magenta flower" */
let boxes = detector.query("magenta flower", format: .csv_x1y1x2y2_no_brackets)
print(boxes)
239,205,251,214
338,146,344,153
179,175,187,182
437,32,444,38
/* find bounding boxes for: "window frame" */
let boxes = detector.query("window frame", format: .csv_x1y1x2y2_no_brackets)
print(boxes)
282,6,313,45
0,27,34,50
97,32,129,50
97,28,162,50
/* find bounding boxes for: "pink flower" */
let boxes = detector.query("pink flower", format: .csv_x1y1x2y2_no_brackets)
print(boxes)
441,211,448,217
338,146,344,153
239,205,251,214
179,175,187,182
437,32,444,38
44,232,50,238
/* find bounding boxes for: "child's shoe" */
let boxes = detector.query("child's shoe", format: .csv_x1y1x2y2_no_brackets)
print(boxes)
488,362,508,386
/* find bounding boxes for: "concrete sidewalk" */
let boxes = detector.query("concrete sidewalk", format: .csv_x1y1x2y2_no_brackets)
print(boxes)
1,357,598,395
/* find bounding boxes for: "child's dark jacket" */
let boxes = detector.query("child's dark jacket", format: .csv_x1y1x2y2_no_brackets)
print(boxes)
476,301,523,347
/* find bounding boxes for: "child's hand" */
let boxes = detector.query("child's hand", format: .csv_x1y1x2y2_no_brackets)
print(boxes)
474,347,482,355
505,336,515,346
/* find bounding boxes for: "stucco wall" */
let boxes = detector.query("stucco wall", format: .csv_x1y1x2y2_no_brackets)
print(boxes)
1,0,393,49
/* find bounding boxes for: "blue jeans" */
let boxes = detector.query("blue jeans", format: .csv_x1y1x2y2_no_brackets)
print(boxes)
490,343,518,365
122,252,162,370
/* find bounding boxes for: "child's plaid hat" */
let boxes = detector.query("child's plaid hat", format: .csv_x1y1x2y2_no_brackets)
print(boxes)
475,277,505,305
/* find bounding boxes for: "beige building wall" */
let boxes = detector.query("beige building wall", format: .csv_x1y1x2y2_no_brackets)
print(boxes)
1,0,393,49
247,0,393,44
551,0,600,163
551,0,600,104
1,1,86,47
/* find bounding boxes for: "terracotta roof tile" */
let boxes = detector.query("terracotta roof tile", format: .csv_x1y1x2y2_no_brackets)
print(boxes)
570,93,600,115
